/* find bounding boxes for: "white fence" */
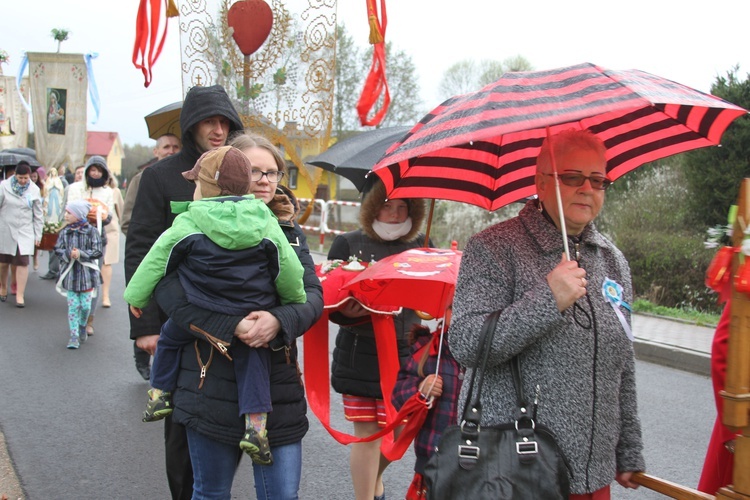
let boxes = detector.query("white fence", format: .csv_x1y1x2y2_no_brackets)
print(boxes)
298,198,362,252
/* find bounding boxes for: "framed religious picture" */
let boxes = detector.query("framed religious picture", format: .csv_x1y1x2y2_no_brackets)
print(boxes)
47,87,66,135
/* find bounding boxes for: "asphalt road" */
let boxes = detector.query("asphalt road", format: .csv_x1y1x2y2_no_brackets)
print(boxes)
0,244,716,499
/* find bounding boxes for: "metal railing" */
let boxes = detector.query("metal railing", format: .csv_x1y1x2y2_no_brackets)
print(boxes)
298,198,362,252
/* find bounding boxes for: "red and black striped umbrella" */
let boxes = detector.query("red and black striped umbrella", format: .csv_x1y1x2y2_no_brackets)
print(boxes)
372,62,748,211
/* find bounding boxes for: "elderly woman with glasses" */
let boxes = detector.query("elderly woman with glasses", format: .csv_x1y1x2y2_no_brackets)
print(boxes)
448,129,645,499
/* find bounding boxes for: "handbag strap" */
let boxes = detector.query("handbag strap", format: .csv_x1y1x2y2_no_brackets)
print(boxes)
461,311,528,428
460,310,501,427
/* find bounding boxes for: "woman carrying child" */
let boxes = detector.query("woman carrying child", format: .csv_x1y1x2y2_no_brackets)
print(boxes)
124,146,306,467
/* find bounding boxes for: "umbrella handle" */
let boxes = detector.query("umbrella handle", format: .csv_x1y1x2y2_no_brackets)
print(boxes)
423,199,435,247
552,173,571,260
546,126,571,261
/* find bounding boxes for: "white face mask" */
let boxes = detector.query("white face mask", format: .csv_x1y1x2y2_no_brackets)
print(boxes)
372,217,413,241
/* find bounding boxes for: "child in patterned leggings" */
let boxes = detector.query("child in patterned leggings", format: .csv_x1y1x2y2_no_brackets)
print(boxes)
54,200,102,349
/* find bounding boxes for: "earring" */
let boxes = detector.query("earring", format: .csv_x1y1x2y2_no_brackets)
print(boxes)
538,200,544,213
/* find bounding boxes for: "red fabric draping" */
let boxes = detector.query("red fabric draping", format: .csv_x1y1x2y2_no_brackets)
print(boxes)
133,0,170,88
569,485,611,500
697,301,737,493
303,311,429,460
356,0,390,127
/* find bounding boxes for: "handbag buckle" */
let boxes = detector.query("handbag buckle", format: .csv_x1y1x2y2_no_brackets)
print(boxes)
458,444,480,460
516,440,538,455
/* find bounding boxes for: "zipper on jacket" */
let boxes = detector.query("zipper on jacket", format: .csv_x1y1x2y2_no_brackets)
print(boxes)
194,341,214,390
350,334,359,367
189,324,232,361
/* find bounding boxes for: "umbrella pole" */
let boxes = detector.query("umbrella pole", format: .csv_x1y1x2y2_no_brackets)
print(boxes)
424,199,435,247
243,55,250,116
546,127,571,261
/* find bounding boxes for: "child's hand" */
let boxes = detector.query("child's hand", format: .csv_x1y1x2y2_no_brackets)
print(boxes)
71,248,80,259
130,305,143,318
419,374,443,398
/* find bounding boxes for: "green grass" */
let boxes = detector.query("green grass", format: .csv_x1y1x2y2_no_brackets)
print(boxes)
632,299,720,327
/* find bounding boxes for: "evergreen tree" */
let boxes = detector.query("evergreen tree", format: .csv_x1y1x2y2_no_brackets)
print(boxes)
683,67,750,227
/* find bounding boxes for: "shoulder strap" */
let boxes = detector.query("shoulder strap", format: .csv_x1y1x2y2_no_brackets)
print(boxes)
460,310,502,427
461,311,527,427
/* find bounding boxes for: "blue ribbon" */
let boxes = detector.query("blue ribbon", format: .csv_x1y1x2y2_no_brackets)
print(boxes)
85,52,100,124
16,52,30,113
602,278,632,341
14,52,101,124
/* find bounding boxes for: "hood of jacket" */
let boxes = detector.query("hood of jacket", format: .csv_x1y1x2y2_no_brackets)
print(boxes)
179,85,244,160
83,156,111,188
267,185,300,226
358,178,425,243
172,195,277,249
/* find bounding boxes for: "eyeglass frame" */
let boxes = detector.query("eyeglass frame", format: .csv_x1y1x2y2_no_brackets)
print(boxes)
543,172,612,191
251,168,285,183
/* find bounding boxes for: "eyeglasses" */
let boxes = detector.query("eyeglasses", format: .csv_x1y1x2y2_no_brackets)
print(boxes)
251,169,284,183
544,173,612,191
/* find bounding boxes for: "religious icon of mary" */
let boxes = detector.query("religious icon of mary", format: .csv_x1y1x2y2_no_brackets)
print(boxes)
47,88,66,135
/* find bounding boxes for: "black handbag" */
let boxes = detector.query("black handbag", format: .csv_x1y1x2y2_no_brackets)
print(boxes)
423,310,571,500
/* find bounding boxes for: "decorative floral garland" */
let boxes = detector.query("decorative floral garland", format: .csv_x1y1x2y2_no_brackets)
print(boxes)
43,220,65,234
704,205,750,294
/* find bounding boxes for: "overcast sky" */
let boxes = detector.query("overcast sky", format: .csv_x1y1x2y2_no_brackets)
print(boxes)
4,1,750,146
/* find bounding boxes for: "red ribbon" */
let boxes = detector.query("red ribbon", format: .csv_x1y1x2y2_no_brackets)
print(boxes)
303,310,429,460
356,0,391,126
132,0,170,88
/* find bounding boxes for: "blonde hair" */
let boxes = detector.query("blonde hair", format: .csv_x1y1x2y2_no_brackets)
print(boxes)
228,132,286,173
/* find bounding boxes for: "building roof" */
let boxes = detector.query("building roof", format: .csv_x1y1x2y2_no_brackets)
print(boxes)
86,131,120,156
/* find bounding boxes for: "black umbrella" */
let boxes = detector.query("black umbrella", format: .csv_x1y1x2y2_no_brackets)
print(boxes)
307,126,410,191
0,152,42,179
1,147,37,159
144,101,182,140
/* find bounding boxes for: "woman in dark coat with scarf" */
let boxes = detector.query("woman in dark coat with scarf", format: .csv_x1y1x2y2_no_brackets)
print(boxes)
327,177,429,500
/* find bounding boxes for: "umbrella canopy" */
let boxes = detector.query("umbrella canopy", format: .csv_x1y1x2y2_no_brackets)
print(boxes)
1,147,37,159
144,101,182,140
0,152,41,180
307,126,410,191
0,151,41,167
372,62,748,211
343,247,461,318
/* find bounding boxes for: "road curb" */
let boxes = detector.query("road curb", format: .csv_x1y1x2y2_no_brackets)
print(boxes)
633,339,711,377
0,429,23,500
